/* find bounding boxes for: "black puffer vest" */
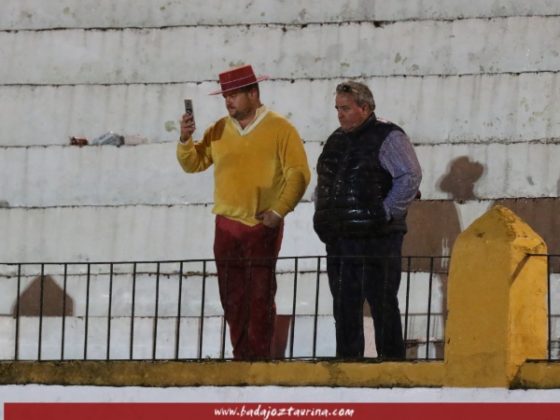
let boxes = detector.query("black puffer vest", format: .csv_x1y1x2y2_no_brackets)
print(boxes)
313,115,407,243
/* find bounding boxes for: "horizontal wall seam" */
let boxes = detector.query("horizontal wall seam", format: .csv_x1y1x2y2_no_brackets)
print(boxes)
2,70,560,88
2,14,560,32
4,198,560,212
3,138,560,149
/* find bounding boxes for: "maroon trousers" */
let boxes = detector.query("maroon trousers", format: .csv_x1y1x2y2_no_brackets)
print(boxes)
214,215,283,360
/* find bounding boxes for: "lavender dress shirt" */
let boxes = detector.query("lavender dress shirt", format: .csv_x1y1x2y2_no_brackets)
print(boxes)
379,130,422,221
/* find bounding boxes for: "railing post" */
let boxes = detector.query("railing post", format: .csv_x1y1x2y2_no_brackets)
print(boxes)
175,261,184,360
38,264,45,361
444,205,548,387
106,263,113,361
14,264,22,361
61,263,68,361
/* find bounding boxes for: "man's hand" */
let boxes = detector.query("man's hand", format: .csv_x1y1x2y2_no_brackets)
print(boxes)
256,210,282,228
180,113,196,142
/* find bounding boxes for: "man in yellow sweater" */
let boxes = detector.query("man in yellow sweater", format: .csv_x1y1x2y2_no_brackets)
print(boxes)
177,64,310,360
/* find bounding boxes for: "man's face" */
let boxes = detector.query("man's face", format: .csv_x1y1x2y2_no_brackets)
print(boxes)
335,92,371,132
223,88,254,121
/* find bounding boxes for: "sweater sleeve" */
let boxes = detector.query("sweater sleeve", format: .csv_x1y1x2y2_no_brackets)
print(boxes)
271,124,311,217
176,125,216,173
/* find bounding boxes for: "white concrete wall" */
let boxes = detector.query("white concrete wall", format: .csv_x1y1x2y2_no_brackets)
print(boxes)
0,199,532,262
2,72,560,146
0,204,321,261
1,142,560,209
2,18,560,86
1,1,560,362
2,0,559,29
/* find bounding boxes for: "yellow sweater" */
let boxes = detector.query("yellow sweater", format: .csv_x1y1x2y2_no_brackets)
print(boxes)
177,109,310,226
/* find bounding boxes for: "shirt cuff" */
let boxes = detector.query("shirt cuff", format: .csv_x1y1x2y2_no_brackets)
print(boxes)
383,202,392,221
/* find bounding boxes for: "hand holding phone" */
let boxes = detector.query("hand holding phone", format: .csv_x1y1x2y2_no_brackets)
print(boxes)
181,99,196,142
184,99,194,119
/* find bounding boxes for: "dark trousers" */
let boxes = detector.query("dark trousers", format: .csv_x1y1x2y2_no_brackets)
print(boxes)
214,215,283,360
326,233,405,359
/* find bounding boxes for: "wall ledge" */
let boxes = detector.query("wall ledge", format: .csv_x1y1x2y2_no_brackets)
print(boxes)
0,360,444,388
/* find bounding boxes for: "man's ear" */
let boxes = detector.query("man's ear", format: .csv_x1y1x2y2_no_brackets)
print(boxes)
248,88,259,100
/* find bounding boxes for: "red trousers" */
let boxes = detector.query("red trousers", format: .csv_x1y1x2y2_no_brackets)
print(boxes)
214,215,283,360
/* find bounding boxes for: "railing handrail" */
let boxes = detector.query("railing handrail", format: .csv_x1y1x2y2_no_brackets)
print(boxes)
0,254,452,266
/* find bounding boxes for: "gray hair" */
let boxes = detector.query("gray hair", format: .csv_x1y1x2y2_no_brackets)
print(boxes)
336,81,375,111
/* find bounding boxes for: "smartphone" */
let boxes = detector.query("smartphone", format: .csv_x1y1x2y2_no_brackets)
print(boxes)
184,99,194,121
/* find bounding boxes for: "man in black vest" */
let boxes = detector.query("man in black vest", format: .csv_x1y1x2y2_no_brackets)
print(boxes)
314,81,422,359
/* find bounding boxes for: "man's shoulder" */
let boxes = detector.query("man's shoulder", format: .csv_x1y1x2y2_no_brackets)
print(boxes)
323,129,346,151
261,110,301,135
375,118,405,134
263,109,292,125
204,117,229,141
210,116,229,128
327,127,345,138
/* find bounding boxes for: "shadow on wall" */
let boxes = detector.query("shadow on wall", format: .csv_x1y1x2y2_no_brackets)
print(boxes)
11,275,74,317
403,155,560,273
401,156,485,323
403,156,485,272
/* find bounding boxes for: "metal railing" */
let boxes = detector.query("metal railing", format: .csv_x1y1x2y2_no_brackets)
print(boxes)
0,256,449,362
542,254,560,360
518,253,560,361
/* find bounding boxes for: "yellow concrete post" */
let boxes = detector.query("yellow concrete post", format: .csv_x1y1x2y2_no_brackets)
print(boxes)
444,205,548,387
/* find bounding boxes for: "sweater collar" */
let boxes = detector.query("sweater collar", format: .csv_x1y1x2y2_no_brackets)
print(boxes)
230,105,269,136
